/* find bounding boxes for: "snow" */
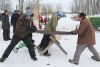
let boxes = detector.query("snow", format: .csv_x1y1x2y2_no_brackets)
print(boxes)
90,14,100,17
0,14,100,67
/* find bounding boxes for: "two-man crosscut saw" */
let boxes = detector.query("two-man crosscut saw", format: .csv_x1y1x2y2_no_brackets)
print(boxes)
35,30,74,35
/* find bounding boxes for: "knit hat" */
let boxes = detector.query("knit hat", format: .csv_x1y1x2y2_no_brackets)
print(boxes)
4,10,8,13
78,12,86,17
14,10,18,13
56,12,66,17
25,10,33,17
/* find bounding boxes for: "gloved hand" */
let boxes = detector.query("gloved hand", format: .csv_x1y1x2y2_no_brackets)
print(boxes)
30,25,37,32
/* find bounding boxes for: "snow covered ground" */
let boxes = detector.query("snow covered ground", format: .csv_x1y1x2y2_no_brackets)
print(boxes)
0,15,100,67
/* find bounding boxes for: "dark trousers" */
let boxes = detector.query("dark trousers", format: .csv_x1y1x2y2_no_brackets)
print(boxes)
1,35,36,59
13,25,16,33
3,29,10,40
39,35,51,54
29,33,35,43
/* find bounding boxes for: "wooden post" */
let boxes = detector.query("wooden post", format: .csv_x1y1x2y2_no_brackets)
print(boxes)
19,0,24,11
33,0,40,29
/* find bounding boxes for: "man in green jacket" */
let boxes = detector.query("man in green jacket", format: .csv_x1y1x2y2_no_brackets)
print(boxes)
38,12,65,56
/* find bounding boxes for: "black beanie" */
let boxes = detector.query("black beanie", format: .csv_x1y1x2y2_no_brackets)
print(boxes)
78,12,86,17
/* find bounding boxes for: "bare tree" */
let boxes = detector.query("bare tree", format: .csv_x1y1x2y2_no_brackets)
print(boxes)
96,0,100,14
33,0,40,23
46,4,53,14
0,0,11,11
41,4,47,15
18,0,24,11
41,3,53,15
71,0,100,15
56,3,63,12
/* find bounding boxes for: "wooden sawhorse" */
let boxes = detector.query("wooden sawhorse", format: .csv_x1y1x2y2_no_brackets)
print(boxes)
39,36,68,56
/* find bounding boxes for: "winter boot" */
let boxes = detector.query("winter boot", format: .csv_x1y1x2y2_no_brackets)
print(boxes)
32,40,35,43
0,58,5,62
31,57,37,61
69,59,79,65
43,53,51,56
91,56,100,61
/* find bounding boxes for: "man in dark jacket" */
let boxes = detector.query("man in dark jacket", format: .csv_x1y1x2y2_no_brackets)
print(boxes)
11,10,20,33
0,13,37,62
0,13,2,20
1,10,10,41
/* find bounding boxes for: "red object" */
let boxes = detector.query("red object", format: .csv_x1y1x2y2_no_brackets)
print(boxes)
44,17,48,24
39,15,43,22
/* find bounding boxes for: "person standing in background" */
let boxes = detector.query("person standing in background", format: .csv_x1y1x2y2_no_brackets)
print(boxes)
11,10,21,33
1,10,11,41
44,16,48,25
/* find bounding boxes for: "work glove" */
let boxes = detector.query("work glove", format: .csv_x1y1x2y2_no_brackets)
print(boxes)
30,25,37,32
